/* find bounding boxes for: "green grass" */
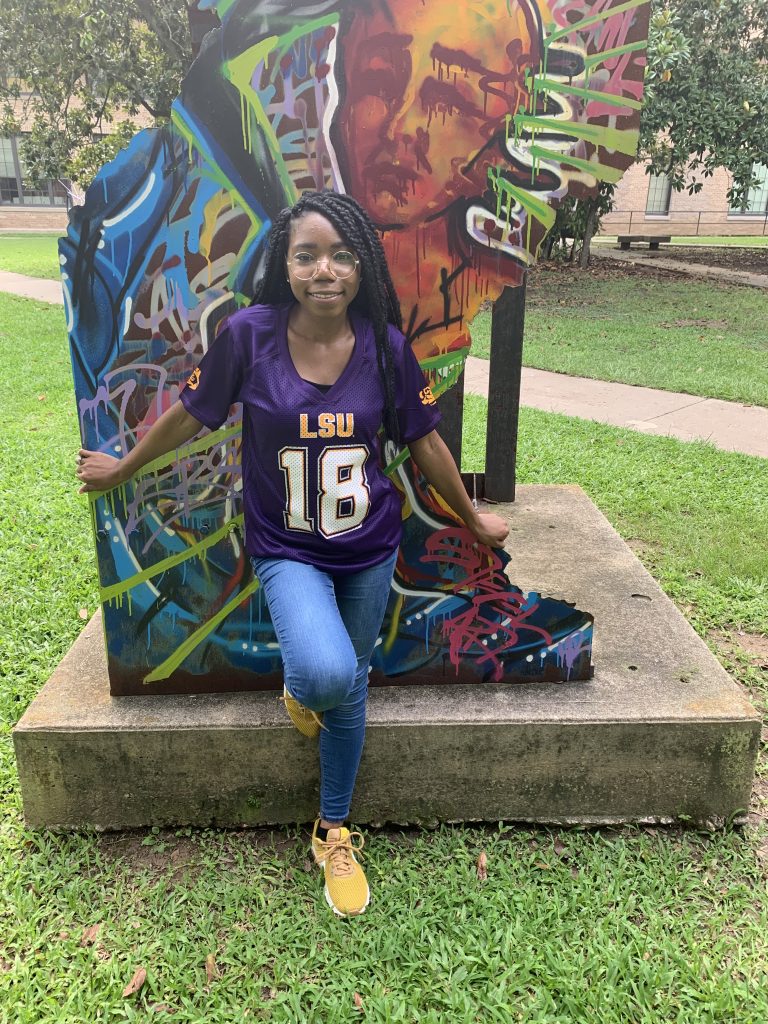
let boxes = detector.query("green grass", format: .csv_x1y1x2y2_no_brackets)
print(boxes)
0,232,62,280
2,292,768,1023
668,236,768,247
469,272,768,406
596,235,768,247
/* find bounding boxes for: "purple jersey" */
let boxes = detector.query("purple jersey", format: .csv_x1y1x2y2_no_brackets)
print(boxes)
179,303,441,573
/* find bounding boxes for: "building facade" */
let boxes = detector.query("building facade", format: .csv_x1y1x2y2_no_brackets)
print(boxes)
601,158,768,238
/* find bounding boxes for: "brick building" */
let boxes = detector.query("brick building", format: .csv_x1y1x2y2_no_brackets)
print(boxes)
601,158,768,238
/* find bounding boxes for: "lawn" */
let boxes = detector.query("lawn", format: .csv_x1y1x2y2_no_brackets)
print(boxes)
1,292,767,1022
0,231,62,280
595,236,768,247
469,265,768,407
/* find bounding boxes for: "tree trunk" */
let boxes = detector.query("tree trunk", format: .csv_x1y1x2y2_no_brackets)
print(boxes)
579,199,599,269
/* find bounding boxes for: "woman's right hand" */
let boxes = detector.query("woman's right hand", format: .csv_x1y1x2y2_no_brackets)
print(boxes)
76,449,127,494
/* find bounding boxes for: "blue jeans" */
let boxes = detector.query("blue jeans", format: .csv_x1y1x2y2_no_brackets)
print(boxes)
251,551,397,822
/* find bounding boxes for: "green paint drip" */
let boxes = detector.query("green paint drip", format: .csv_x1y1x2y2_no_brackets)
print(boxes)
143,577,261,684
548,0,649,42
171,108,260,235
528,145,624,183
224,38,297,203
273,15,339,62
532,75,642,111
488,166,556,231
513,114,638,156
99,516,245,603
583,39,646,68
383,446,410,478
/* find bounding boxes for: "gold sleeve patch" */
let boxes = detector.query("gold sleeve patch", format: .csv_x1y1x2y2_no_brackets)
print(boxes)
186,367,201,391
419,385,436,406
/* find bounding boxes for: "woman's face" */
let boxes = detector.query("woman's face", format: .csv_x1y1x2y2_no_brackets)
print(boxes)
338,0,535,227
285,212,361,319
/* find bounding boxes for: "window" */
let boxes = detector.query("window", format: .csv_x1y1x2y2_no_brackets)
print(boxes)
729,163,768,215
645,172,672,215
0,136,70,207
0,137,21,203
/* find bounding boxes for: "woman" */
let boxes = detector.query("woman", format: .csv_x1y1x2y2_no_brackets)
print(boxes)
77,189,509,918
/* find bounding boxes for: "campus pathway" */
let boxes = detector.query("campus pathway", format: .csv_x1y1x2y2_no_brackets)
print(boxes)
2,269,766,459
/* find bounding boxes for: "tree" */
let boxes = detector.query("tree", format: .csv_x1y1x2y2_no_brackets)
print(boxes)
0,0,191,187
548,0,768,265
640,0,768,208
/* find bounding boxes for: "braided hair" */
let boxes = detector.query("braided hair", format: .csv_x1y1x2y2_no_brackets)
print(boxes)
252,190,403,445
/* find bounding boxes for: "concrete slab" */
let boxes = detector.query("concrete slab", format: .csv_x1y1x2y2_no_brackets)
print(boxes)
464,359,768,458
13,486,760,830
646,397,768,455
0,270,63,304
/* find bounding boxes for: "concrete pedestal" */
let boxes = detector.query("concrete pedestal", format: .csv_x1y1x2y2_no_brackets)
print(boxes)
13,486,760,829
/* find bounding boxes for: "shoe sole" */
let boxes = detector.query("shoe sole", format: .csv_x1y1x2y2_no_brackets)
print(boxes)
282,689,322,738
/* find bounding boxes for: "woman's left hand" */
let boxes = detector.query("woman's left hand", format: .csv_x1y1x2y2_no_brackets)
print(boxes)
469,512,510,548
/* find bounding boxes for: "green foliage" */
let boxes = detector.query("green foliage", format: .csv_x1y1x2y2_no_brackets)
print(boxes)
544,183,616,265
0,0,191,187
640,0,768,205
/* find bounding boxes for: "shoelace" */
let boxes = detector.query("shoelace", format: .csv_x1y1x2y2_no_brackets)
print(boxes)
319,832,366,878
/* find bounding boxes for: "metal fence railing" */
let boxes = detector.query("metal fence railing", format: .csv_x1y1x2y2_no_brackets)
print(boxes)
601,210,768,237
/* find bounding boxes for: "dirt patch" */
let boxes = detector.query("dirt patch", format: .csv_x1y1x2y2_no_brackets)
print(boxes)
96,827,300,882
661,246,768,276
710,629,768,670
531,258,682,286
659,318,730,330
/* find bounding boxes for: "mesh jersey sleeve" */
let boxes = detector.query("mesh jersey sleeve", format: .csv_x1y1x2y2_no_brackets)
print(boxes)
391,326,442,444
179,322,244,431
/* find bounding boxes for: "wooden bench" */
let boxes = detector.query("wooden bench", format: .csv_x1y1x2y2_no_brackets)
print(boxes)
617,235,671,250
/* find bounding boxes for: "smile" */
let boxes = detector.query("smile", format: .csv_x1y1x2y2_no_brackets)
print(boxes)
308,292,343,299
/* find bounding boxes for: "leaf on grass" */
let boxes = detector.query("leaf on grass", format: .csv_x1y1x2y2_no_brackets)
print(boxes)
303,859,313,873
122,967,147,998
37,394,46,401
535,861,551,870
80,924,101,946
205,954,217,983
554,839,566,857
354,992,364,1011
476,850,488,881
78,608,88,620
148,1004,178,1015
570,866,579,879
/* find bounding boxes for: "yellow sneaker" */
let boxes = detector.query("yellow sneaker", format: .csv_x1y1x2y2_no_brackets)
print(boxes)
280,686,325,738
311,821,370,917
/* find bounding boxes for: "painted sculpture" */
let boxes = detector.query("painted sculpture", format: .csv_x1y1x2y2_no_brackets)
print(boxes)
61,0,650,694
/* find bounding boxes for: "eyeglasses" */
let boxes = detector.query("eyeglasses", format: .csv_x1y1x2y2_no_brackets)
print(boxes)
286,251,359,280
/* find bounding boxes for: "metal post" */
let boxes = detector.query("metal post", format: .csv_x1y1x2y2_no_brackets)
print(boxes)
484,280,526,502
436,369,464,468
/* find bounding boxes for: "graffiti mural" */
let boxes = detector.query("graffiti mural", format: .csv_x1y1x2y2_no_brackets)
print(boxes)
61,0,649,694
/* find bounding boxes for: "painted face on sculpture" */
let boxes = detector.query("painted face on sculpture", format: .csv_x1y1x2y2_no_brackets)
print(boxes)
338,0,537,227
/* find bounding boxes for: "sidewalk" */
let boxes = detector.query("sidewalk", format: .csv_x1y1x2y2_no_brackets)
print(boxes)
465,358,768,458
3,269,766,459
